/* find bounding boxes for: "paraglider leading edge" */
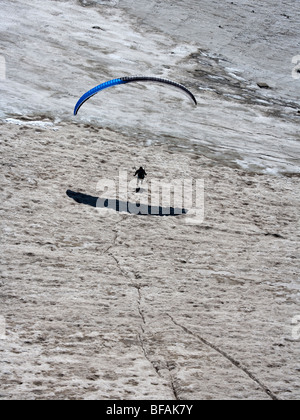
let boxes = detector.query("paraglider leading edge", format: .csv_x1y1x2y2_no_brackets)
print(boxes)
74,76,197,115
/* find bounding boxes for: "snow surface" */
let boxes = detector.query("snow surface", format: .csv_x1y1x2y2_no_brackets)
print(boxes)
0,0,299,401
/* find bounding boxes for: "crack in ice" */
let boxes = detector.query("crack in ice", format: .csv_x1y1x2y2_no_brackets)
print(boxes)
167,314,279,401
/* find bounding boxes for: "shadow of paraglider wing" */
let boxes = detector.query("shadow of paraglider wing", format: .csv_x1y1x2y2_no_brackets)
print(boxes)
66,190,187,217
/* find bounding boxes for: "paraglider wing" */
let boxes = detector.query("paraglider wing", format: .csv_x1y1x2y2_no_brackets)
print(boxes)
74,76,197,115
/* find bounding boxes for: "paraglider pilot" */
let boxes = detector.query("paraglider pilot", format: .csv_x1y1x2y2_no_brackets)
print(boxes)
134,167,147,192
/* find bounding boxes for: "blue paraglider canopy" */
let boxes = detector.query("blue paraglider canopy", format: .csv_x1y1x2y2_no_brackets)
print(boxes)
74,76,197,115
